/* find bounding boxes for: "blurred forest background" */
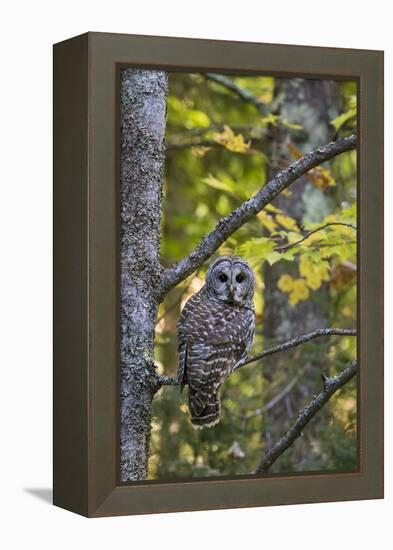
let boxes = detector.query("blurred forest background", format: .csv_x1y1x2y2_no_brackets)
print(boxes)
150,72,357,480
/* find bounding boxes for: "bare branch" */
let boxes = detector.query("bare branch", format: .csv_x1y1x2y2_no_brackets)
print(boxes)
161,135,357,294
206,73,270,116
275,222,357,252
235,328,356,370
254,360,358,474
152,373,178,390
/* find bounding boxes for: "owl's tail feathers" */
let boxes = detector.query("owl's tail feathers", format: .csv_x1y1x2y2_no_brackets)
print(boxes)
189,389,221,429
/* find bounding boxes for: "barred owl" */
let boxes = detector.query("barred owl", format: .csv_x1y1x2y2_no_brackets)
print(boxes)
177,256,255,429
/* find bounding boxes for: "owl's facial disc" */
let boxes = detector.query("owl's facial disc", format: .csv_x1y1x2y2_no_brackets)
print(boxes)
207,257,255,306
213,261,233,302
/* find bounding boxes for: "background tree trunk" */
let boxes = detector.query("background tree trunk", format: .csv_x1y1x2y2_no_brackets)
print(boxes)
265,79,340,333
262,78,340,471
120,69,168,482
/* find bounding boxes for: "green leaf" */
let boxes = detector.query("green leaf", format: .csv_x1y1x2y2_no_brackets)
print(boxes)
340,204,357,225
201,174,237,195
265,250,282,265
278,249,297,262
236,237,275,264
281,118,303,130
265,204,282,214
167,96,211,129
331,243,357,263
330,108,357,131
260,113,280,126
236,237,294,267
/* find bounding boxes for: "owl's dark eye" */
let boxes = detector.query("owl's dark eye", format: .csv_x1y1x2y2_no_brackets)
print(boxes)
236,274,245,283
218,273,228,282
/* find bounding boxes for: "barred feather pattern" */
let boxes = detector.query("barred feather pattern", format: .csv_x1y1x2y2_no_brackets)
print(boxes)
177,258,255,428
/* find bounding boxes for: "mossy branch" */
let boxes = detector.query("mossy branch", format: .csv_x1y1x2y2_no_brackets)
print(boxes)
161,135,357,295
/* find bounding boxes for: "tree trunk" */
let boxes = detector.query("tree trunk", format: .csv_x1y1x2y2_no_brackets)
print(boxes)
262,78,339,471
265,79,340,336
120,69,168,482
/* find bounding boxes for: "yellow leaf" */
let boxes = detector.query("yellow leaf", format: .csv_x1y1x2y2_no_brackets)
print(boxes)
289,293,299,305
277,274,294,292
276,213,298,231
286,231,303,243
191,145,212,158
260,113,280,126
202,174,236,194
265,204,282,214
287,141,336,190
299,255,313,277
293,278,309,299
254,291,263,317
287,141,303,159
257,210,277,232
307,165,336,190
288,278,310,304
305,232,323,244
342,305,355,318
306,272,323,290
213,125,251,153
300,255,330,290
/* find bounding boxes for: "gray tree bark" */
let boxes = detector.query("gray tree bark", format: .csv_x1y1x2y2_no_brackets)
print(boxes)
262,79,340,471
264,78,340,340
120,69,168,482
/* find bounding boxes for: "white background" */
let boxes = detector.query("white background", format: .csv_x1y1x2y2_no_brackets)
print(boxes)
1,1,391,548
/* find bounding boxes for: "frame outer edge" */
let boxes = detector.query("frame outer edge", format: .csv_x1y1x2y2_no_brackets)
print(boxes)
53,33,90,517
61,32,384,517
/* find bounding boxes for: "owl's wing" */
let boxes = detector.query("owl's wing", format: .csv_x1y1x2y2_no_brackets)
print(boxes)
233,309,255,369
177,292,201,389
177,334,188,391
186,340,246,415
188,305,255,413
177,291,255,413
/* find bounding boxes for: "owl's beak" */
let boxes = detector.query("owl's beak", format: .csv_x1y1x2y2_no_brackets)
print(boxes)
229,284,235,295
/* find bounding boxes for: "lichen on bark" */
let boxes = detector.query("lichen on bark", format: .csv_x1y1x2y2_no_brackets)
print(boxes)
120,68,168,482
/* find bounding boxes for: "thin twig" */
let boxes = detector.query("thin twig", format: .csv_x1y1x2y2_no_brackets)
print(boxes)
275,222,357,252
242,373,303,421
235,328,356,370
303,240,357,250
254,360,358,474
161,135,357,295
206,73,270,116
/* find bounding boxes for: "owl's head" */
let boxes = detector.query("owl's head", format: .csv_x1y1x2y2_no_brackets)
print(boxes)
205,256,255,306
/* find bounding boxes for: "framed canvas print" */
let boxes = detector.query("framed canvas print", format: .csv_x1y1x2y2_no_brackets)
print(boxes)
53,32,383,517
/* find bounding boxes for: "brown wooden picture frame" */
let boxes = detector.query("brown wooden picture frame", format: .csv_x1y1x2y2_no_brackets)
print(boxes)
53,32,383,517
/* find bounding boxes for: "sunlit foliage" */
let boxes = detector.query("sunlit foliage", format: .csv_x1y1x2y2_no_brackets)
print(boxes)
150,73,357,480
